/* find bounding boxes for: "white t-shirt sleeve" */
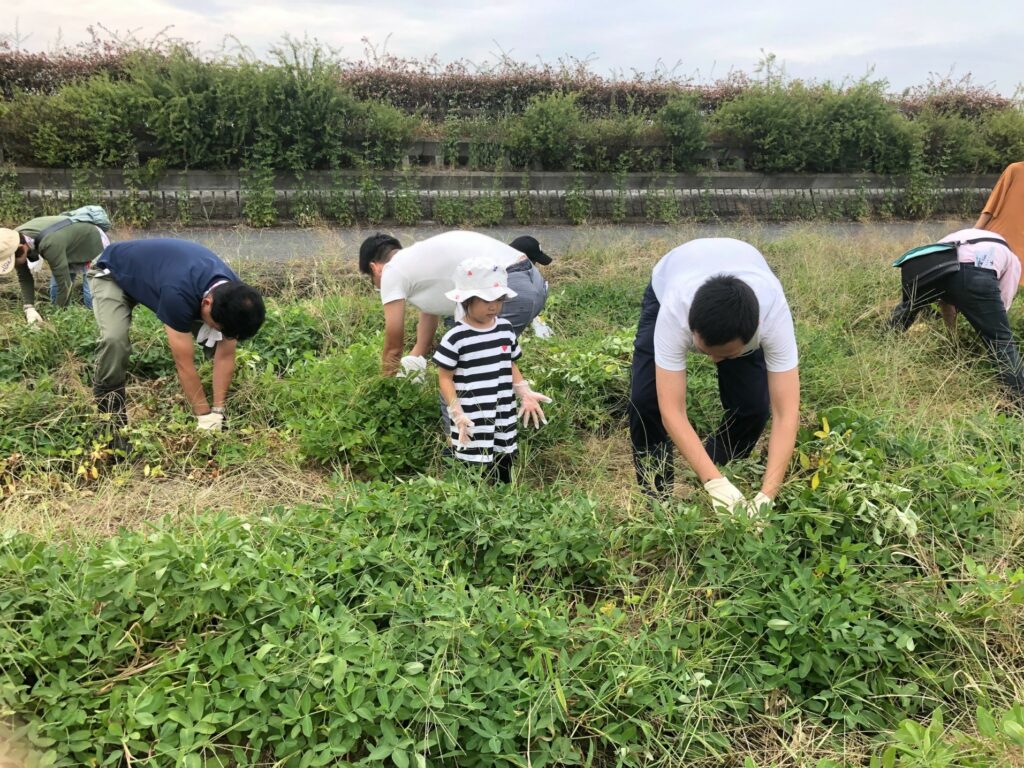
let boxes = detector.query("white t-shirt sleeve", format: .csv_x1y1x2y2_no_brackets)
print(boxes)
378,264,407,305
760,300,799,372
653,298,692,371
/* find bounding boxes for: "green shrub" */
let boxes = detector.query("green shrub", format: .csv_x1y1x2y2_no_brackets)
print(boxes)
576,111,665,172
713,83,818,173
128,48,265,169
114,154,160,227
658,94,707,169
714,80,919,174
470,192,504,226
240,141,278,227
391,172,422,225
357,168,386,224
564,163,591,224
507,92,583,170
0,163,30,225
434,194,469,226
813,82,918,174
462,115,507,170
331,169,360,224
912,106,996,173
981,107,1024,168
5,75,144,167
644,190,681,224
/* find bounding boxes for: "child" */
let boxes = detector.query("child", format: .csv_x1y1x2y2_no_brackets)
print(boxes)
433,257,552,483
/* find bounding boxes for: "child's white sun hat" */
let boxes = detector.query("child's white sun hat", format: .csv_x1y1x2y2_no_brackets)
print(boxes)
445,257,518,303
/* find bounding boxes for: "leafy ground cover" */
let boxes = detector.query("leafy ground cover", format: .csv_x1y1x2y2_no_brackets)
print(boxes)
1,225,1022,766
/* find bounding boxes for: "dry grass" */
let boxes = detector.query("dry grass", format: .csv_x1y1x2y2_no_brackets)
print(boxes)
0,461,333,540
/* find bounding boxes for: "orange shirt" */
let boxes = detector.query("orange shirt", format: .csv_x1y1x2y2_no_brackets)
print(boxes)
980,162,1024,283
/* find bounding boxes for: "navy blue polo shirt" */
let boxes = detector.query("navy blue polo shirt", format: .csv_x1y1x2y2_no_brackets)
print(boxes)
96,239,239,332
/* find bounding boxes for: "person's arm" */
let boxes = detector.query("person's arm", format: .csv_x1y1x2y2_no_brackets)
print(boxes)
438,366,457,407
976,169,1007,227
381,299,407,376
165,326,210,415
211,338,237,409
760,367,800,498
409,311,440,358
999,247,1021,312
15,261,36,307
655,365,720,483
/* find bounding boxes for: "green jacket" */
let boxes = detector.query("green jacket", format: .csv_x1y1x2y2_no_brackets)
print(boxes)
15,217,106,307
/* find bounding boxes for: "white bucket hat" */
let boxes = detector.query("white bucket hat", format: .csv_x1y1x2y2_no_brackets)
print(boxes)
444,257,518,303
0,228,20,276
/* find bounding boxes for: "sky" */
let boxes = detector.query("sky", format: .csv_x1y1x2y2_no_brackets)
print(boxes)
5,0,1024,96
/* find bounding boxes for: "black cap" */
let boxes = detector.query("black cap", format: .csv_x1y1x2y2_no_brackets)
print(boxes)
510,235,552,266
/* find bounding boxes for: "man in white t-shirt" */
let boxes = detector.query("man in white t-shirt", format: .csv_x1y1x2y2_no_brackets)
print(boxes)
630,238,801,515
358,231,550,375
889,228,1023,403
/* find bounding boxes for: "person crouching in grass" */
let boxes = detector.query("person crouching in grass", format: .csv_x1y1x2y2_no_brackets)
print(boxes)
432,257,552,483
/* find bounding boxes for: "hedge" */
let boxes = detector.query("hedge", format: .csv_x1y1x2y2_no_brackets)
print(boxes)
1,39,1022,175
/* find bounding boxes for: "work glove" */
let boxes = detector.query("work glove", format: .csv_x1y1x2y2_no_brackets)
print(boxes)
748,491,773,518
531,316,554,339
196,411,225,431
513,380,552,428
447,403,475,445
397,355,428,383
23,304,42,325
26,256,43,274
704,477,747,513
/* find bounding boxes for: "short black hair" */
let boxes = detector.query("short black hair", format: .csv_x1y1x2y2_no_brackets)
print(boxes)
688,275,759,347
210,282,266,341
358,233,402,275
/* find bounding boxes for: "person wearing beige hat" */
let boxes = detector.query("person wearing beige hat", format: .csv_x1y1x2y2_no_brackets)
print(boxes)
432,257,551,483
1,216,108,323
0,228,42,324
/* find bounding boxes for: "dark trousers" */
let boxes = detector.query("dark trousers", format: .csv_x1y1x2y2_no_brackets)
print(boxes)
628,283,770,496
451,452,514,484
889,264,1024,400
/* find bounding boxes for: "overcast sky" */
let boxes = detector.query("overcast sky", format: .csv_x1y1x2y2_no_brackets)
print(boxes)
6,0,1023,96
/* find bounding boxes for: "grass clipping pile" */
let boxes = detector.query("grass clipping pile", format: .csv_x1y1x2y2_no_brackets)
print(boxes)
1,225,1023,767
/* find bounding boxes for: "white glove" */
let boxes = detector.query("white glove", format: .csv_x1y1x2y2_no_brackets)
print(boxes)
531,316,554,339
397,355,428,383
196,411,225,431
26,256,43,274
513,380,552,429
704,477,747,513
447,403,475,445
24,305,43,325
748,491,773,519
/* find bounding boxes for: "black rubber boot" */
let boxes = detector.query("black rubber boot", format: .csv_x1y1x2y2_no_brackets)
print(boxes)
95,384,131,460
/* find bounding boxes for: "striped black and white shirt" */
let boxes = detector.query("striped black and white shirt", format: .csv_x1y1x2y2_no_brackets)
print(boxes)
433,319,522,463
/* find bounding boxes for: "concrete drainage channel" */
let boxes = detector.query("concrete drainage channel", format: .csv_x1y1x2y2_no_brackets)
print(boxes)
11,168,999,225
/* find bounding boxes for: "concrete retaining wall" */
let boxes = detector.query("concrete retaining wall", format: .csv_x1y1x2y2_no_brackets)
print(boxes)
10,168,1000,224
